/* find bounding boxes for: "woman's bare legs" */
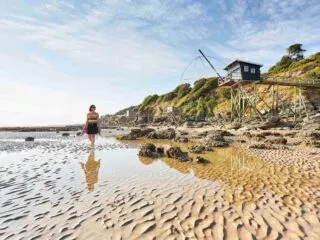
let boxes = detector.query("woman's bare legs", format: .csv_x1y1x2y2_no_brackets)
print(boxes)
92,135,95,146
88,134,94,147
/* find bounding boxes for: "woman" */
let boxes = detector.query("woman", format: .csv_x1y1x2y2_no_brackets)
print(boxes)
83,105,101,147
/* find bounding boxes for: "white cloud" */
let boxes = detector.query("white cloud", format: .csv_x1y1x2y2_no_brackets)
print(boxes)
0,81,117,127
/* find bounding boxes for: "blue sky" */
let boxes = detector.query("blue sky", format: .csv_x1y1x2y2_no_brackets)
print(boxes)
0,0,319,126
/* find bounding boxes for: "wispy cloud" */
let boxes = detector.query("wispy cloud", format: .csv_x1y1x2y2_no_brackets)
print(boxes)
29,54,54,68
0,0,319,126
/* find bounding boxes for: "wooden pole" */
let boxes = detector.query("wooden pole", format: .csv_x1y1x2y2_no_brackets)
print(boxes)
272,85,275,115
294,86,297,122
276,82,279,113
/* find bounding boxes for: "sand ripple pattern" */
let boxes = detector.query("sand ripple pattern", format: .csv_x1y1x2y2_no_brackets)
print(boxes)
0,137,319,240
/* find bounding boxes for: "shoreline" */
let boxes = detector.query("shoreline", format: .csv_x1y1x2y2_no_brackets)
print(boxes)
0,128,319,239
0,126,126,132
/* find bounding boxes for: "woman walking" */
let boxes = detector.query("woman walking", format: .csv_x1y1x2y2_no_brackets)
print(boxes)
83,105,101,147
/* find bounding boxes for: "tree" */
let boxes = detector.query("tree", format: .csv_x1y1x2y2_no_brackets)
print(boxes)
287,43,306,60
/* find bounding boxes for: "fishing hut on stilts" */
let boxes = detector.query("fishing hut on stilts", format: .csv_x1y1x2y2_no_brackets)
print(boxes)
198,49,320,123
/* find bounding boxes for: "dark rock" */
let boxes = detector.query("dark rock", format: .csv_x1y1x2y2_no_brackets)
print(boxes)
156,147,164,155
257,131,282,137
25,137,35,142
204,131,229,147
166,147,189,161
253,136,266,142
227,121,241,130
248,143,276,150
121,128,155,140
258,116,281,130
130,128,141,135
153,116,168,123
157,128,176,139
309,132,320,140
140,128,156,137
283,132,297,138
192,156,209,164
62,133,70,137
243,132,253,138
206,141,229,147
183,121,194,128
139,143,161,158
188,145,206,154
146,131,158,139
174,137,189,143
265,137,287,145
197,131,208,138
179,131,188,136
305,139,320,148
76,132,82,136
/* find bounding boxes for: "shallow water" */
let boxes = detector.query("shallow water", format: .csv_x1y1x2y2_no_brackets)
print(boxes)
0,133,319,239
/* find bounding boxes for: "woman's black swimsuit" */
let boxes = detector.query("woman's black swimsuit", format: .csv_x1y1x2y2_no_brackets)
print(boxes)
87,114,99,134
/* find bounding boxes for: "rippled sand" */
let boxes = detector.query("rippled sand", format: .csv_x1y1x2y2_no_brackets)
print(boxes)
0,134,319,240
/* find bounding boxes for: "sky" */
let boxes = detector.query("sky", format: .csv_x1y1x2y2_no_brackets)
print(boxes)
0,0,319,126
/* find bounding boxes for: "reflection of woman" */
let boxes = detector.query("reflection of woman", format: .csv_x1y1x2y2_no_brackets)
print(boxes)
82,105,101,147
80,150,100,192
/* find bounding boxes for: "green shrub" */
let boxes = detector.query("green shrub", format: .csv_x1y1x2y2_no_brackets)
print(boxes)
141,94,159,107
162,92,177,101
176,83,191,98
268,55,293,74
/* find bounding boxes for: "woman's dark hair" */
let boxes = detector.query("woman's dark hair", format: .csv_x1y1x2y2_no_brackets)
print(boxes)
89,105,96,111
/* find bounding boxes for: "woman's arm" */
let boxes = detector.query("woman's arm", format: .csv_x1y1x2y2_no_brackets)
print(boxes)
97,113,101,133
83,114,88,133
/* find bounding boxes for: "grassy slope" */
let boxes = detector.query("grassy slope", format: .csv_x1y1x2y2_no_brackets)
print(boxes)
102,53,320,121
268,52,320,78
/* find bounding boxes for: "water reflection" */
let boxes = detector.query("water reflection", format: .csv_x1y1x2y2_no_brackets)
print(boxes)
120,139,320,206
80,150,101,192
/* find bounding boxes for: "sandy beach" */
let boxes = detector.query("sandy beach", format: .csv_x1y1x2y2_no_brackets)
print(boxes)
0,128,319,240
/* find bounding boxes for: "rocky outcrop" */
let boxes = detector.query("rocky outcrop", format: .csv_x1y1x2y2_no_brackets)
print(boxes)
118,128,155,140
258,116,281,130
119,128,176,140
301,113,320,131
157,128,176,139
139,143,164,158
226,121,241,130
188,145,213,154
166,147,189,162
204,131,229,147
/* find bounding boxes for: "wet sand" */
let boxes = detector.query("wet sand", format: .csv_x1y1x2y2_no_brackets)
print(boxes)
0,131,319,239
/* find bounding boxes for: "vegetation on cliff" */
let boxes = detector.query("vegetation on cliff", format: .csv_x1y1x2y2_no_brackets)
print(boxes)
268,44,319,78
140,77,223,118
101,46,319,124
